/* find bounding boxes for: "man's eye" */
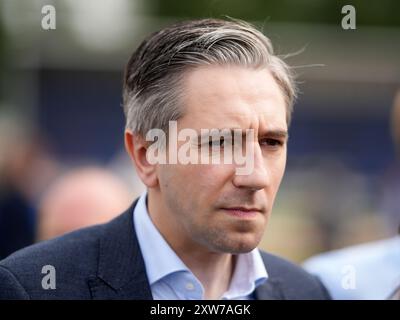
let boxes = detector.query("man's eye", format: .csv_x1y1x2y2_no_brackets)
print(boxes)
260,138,283,147
208,138,231,148
209,138,225,148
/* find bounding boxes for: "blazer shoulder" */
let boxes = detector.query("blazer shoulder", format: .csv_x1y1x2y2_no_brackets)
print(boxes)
0,203,140,300
0,223,105,299
1,222,104,267
259,251,332,300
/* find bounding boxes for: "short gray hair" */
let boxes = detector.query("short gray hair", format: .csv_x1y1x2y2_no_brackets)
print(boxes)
123,18,297,136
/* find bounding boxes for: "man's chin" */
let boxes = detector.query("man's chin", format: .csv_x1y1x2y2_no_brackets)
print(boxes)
211,236,261,254
228,243,259,254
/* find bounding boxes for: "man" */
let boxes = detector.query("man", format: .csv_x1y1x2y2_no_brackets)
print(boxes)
0,18,330,300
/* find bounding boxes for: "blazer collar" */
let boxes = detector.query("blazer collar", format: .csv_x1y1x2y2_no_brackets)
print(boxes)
89,199,153,299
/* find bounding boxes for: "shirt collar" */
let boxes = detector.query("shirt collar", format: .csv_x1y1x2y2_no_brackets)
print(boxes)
223,249,268,299
133,192,268,297
133,192,190,285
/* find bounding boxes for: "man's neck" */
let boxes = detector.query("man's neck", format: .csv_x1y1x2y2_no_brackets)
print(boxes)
155,224,236,299
178,248,236,299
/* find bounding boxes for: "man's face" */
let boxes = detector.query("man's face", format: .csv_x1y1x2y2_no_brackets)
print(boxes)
155,65,288,254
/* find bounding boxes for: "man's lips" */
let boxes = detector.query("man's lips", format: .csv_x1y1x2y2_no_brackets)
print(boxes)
220,207,262,218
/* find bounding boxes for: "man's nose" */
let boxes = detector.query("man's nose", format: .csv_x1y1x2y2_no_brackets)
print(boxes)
232,143,269,191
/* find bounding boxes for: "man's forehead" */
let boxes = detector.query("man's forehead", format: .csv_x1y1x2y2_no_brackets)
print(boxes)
183,65,284,100
180,101,287,132
180,65,287,128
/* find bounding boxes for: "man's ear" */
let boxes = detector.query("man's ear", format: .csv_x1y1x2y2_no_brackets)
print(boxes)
124,130,158,188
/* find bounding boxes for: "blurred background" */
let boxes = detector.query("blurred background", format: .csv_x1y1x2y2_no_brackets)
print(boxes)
0,0,399,262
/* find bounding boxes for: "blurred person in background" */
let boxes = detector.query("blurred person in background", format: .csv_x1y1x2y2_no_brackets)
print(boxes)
0,18,330,300
37,166,133,241
303,90,400,300
0,116,60,259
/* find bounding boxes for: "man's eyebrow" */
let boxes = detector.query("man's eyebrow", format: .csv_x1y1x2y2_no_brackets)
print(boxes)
261,129,289,140
197,128,289,139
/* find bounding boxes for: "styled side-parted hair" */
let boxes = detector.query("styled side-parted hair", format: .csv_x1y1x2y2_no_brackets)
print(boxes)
123,18,297,137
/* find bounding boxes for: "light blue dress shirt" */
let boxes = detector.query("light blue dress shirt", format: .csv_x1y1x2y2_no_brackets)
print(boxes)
133,192,268,300
303,236,400,300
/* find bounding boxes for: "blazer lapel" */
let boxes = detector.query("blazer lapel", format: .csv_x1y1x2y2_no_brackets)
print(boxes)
88,200,153,300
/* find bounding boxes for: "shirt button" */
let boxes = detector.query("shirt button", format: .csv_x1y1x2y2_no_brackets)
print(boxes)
185,282,195,290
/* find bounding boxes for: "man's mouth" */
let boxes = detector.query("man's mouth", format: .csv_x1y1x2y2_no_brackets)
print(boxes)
220,207,261,218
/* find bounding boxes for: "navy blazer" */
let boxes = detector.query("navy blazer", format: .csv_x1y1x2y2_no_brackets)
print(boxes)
0,200,331,299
